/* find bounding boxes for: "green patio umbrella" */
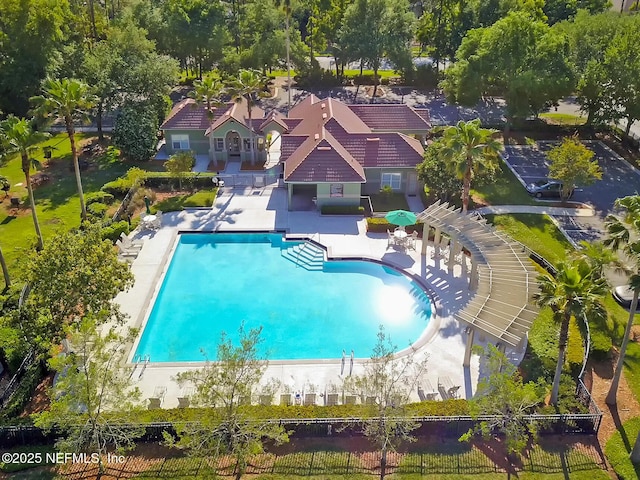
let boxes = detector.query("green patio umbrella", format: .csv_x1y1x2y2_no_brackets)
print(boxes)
385,210,417,227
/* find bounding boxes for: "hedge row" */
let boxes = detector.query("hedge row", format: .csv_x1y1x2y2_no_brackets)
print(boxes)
102,173,218,196
320,205,365,215
366,217,425,237
133,399,470,424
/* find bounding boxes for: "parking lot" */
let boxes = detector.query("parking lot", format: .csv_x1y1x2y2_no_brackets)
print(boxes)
503,141,640,245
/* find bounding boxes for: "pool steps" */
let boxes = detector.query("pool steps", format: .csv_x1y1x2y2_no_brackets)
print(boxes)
280,242,325,271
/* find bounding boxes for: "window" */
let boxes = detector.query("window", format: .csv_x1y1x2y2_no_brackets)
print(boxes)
215,138,224,151
243,138,253,151
381,173,402,190
171,134,190,150
330,184,343,197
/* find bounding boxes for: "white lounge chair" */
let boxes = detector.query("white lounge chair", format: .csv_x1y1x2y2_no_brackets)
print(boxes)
115,239,139,256
119,232,143,249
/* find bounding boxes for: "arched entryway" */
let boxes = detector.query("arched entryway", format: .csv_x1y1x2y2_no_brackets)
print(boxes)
226,131,241,157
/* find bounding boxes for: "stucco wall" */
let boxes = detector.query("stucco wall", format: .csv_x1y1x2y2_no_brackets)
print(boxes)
164,129,209,155
363,168,415,195
316,183,362,207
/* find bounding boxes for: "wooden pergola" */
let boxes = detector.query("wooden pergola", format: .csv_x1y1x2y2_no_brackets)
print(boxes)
417,201,539,366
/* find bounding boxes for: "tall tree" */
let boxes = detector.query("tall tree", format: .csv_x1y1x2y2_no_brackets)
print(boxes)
344,326,428,480
0,0,71,116
441,119,502,213
339,0,414,100
0,116,49,250
34,317,143,475
169,324,289,480
603,195,640,407
535,258,607,406
546,136,602,200
189,73,226,115
601,17,640,137
227,69,267,165
460,345,545,455
22,224,133,350
30,78,96,221
274,0,293,113
442,12,575,131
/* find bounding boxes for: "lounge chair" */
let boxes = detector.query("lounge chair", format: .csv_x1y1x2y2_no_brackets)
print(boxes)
326,393,340,406
304,393,316,406
177,387,194,408
345,395,357,405
280,393,292,406
151,211,163,229
115,239,139,256
119,232,143,249
259,394,273,406
148,386,166,410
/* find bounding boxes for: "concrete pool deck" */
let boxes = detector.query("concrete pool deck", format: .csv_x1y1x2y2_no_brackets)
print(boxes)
115,186,526,409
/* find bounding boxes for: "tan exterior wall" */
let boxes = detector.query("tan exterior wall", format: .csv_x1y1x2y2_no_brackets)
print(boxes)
316,183,362,207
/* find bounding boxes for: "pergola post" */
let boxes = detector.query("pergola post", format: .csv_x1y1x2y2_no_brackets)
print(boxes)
433,227,441,245
469,259,479,291
447,239,458,274
421,221,430,255
463,327,475,367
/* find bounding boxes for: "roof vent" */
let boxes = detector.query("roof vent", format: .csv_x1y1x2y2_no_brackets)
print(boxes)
367,137,380,141
314,133,320,140
322,113,327,119
317,146,332,151
321,102,326,109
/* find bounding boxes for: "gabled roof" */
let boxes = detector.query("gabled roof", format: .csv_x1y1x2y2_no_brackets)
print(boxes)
333,132,425,168
348,104,432,131
205,98,266,135
259,111,289,132
161,98,230,130
284,132,366,183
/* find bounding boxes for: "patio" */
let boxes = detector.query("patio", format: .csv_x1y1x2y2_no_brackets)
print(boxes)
115,186,528,409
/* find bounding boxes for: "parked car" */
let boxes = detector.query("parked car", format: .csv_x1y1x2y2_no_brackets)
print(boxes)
613,285,640,311
526,179,573,199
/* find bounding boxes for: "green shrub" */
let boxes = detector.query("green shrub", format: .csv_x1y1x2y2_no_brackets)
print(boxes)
85,191,115,205
320,205,365,215
101,178,130,196
101,221,130,242
590,329,612,360
366,217,424,236
566,317,585,376
87,202,108,218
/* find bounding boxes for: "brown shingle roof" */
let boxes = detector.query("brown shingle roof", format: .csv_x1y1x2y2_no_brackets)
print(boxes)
348,104,431,131
284,135,366,183
161,98,230,130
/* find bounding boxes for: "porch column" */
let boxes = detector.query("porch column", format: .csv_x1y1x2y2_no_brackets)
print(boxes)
447,238,458,274
469,259,479,291
421,221,430,255
463,328,475,367
461,250,468,277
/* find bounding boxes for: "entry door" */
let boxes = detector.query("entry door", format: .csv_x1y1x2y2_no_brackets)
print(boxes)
407,173,418,196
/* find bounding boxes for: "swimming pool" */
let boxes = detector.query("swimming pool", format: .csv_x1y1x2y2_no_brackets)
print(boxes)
134,233,433,362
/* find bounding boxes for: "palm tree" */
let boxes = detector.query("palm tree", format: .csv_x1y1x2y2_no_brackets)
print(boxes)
535,258,607,406
189,74,226,117
227,69,266,165
603,195,640,406
0,243,9,289
441,119,502,213
0,116,49,250
31,78,96,221
189,74,226,168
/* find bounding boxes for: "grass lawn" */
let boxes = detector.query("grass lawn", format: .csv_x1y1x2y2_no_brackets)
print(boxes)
471,160,537,207
343,69,400,79
370,193,410,212
154,189,218,212
540,113,587,126
484,213,571,264
0,134,161,271
605,416,640,479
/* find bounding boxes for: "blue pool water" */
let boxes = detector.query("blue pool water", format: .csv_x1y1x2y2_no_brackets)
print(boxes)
134,233,432,361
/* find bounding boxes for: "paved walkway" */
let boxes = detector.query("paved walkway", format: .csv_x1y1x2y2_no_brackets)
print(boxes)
473,204,595,217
